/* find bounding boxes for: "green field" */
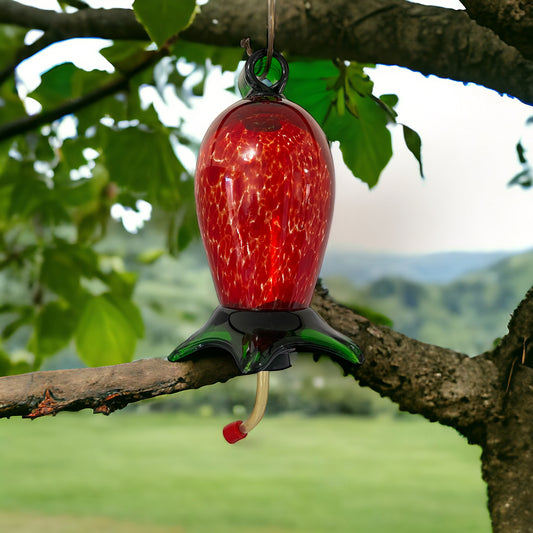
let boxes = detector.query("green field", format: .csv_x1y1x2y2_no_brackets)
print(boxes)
0,412,491,533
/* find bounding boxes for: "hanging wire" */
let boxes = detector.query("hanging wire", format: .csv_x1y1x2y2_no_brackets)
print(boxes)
260,0,276,80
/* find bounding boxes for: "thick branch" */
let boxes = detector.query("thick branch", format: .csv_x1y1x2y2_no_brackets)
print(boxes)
0,1,148,40
1,0,532,105
460,0,533,60
477,287,533,532
185,0,533,106
311,286,500,444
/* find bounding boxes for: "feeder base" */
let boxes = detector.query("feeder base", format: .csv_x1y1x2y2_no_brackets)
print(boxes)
168,306,362,374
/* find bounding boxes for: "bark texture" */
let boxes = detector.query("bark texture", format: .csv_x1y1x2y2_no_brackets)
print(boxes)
460,0,533,60
0,356,239,418
480,289,533,532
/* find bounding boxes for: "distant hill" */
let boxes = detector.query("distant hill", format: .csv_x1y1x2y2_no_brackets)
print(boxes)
321,249,514,285
324,250,533,356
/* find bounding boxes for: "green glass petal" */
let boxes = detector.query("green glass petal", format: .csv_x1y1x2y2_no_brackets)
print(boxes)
169,306,363,374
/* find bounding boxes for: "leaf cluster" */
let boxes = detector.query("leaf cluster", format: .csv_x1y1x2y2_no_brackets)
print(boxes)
285,59,423,187
0,2,233,372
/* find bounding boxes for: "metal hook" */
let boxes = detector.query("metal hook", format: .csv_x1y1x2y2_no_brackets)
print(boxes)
260,0,276,80
244,48,289,96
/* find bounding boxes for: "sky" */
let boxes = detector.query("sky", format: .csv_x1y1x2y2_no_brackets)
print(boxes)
15,0,533,255
181,63,533,255
330,68,533,254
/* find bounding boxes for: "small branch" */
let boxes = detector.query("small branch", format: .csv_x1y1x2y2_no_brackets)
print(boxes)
0,356,240,418
0,1,148,40
0,47,163,142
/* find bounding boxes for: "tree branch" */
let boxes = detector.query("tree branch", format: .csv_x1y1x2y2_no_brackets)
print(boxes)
1,0,532,105
0,356,240,418
0,47,163,142
184,0,533,106
0,1,148,40
310,285,500,444
460,0,533,60
0,286,502,447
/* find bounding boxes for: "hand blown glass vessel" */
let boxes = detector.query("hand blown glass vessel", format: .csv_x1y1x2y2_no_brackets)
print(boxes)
169,50,362,376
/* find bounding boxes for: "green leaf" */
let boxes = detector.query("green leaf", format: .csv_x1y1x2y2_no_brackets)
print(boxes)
0,348,32,377
75,294,141,366
517,141,527,164
40,242,98,302
508,169,532,188
104,126,190,210
175,40,243,72
378,94,399,121
325,91,392,188
40,248,82,301
30,63,111,109
0,140,10,175
346,63,374,96
75,93,129,133
0,78,26,124
102,269,138,300
133,0,197,47
107,294,145,339
99,41,149,72
2,306,34,340
60,137,89,169
164,177,197,254
176,202,199,251
380,94,399,109
30,301,79,358
8,170,48,218
0,25,27,71
284,60,338,124
402,124,424,177
286,60,396,187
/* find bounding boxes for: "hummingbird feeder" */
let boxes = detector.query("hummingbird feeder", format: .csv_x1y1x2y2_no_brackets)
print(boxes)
169,25,362,443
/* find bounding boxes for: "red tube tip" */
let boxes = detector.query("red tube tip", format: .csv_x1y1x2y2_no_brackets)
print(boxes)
223,421,247,444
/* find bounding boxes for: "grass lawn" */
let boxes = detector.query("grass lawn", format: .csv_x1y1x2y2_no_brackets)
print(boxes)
0,412,491,533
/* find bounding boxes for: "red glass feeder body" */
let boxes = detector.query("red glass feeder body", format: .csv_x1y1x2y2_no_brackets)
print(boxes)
195,96,334,311
169,51,362,376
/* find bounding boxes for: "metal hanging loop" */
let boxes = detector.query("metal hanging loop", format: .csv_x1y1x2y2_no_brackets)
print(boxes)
244,48,289,97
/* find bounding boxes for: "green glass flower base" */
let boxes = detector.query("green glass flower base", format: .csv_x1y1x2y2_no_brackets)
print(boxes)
168,306,363,374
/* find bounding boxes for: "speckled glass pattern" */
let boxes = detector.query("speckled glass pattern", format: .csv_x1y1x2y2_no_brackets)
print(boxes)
195,96,334,310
